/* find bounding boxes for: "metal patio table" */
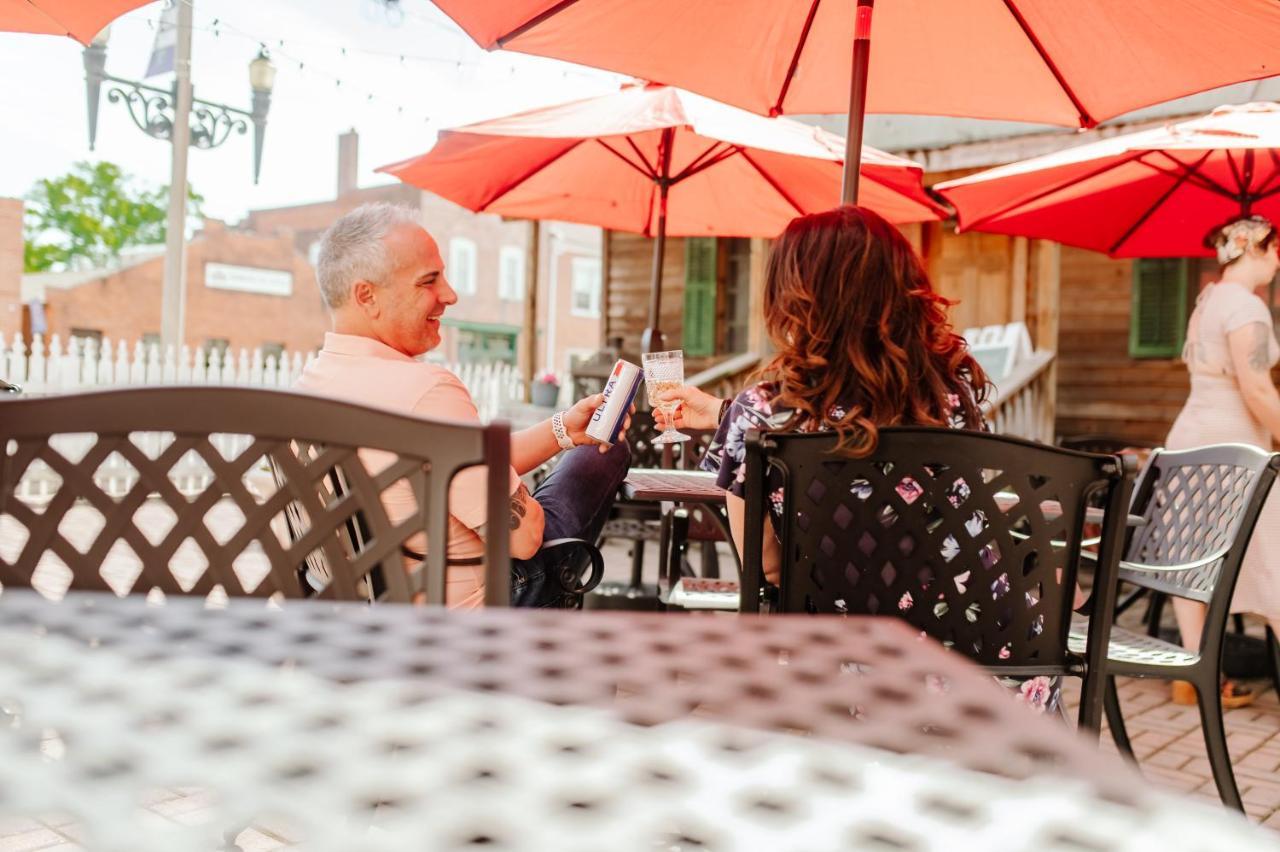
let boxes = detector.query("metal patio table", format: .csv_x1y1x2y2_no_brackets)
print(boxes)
0,590,1261,851
623,469,741,600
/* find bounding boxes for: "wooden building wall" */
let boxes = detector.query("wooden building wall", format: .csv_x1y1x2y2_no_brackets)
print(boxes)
927,229,1014,331
602,231,754,374
1054,247,1206,445
603,231,688,358
603,222,1059,377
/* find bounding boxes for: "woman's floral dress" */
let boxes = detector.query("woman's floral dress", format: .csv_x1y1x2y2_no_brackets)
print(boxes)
701,381,1061,716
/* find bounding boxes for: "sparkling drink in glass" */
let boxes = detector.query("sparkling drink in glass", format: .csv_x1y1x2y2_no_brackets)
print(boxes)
642,350,691,444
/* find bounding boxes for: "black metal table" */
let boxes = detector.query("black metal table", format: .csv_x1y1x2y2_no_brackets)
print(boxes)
0,591,1262,851
623,470,740,604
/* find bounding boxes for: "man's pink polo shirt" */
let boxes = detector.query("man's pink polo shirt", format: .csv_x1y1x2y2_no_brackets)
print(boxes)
294,332,520,608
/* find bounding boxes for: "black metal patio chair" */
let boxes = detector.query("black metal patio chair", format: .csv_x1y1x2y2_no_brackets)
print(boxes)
741,426,1132,734
1066,443,1280,811
0,386,515,605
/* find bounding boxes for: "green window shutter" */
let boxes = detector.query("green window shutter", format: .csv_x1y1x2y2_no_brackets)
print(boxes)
683,237,717,357
1129,258,1189,358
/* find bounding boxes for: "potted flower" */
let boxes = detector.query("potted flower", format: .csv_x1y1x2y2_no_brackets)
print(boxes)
531,371,561,407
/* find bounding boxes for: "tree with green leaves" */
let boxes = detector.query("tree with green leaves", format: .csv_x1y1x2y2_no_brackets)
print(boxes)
22,161,203,273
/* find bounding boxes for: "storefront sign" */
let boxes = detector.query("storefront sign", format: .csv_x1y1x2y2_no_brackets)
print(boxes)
204,263,293,297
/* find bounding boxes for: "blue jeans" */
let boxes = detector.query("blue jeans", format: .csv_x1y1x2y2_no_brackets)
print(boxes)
510,441,631,607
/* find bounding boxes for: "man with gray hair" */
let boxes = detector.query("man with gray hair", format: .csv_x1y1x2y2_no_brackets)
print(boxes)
295,202,629,607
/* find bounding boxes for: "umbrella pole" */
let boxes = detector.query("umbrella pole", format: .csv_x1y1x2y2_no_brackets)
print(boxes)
841,0,874,206
643,127,676,355
642,180,670,354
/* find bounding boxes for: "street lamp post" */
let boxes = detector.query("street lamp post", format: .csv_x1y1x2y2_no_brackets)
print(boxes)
82,5,275,350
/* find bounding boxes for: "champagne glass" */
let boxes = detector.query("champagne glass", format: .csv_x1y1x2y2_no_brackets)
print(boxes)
643,350,691,444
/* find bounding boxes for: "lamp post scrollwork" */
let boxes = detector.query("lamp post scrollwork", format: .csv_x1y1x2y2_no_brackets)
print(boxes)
83,30,273,184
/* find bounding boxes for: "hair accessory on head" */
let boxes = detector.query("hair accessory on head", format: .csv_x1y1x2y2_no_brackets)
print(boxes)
1210,215,1274,265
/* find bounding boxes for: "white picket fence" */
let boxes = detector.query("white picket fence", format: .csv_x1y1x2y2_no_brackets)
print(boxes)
1,333,526,504
0,333,524,421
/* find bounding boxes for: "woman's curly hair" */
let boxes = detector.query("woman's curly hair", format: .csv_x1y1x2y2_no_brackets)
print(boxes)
760,205,989,456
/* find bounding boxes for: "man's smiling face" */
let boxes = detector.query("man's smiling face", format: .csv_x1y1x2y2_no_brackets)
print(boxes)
367,223,457,356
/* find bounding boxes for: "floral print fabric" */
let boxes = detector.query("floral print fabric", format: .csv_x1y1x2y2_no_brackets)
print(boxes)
701,381,1062,716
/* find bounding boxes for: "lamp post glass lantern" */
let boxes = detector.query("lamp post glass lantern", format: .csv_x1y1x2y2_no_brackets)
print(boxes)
81,7,275,350
248,49,276,187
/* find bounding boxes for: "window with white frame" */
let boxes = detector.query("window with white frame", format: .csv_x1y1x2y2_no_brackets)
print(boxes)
498,246,525,301
570,256,602,317
449,238,478,295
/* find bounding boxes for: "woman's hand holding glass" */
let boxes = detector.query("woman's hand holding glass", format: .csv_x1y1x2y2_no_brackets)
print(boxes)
652,384,726,432
643,350,694,444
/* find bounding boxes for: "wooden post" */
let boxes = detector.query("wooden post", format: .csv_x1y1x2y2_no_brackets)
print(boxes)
1030,239,1061,439
1010,236,1029,326
600,228,612,348
522,219,540,403
747,237,769,356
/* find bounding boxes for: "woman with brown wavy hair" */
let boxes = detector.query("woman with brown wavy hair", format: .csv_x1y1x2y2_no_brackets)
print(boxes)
665,209,1066,712
666,205,987,577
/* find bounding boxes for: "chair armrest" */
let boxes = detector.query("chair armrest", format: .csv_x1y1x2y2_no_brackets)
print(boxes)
541,537,606,596
1117,553,1226,575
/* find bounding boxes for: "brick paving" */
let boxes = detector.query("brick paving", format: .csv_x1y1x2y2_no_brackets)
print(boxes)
1060,674,1280,825
4,521,1280,848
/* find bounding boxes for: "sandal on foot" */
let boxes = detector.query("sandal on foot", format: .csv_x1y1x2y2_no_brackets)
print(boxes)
1222,679,1255,709
1170,678,1254,708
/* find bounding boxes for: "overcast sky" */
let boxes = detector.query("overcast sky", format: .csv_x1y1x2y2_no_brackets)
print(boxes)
0,0,623,222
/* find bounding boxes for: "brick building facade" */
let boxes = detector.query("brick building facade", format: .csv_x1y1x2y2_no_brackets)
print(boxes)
0,198,23,338
22,219,328,357
244,130,604,377
4,131,604,378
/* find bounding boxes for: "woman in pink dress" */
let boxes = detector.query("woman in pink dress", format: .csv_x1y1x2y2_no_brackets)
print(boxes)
1165,216,1280,708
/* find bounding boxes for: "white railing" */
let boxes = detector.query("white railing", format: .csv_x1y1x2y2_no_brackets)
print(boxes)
2,333,525,503
0,333,523,421
686,351,764,400
983,349,1057,443
684,348,1061,445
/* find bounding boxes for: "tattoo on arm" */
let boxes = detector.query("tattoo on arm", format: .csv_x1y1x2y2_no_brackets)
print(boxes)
1248,323,1273,372
508,483,530,531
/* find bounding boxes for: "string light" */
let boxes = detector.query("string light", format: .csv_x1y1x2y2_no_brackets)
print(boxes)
168,0,608,80
115,1,619,130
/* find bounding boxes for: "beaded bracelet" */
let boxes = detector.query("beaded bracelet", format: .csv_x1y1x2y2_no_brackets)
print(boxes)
550,410,575,451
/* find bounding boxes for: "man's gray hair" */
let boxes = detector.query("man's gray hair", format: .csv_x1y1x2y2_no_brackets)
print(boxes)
315,202,423,309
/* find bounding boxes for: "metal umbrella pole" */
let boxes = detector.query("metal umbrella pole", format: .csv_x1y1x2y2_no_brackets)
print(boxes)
641,127,676,354
841,0,874,206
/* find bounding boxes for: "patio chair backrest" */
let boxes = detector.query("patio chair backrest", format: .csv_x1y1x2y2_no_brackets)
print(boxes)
742,427,1130,676
1119,444,1280,609
0,387,510,605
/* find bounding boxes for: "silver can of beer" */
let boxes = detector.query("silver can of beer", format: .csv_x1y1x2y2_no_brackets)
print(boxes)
585,359,642,445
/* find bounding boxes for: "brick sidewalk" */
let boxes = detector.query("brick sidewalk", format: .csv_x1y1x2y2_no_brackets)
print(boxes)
1084,675,1280,828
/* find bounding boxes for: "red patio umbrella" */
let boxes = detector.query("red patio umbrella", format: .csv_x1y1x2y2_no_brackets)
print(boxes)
377,83,944,352
428,1,1280,206
0,0,149,43
935,102,1280,258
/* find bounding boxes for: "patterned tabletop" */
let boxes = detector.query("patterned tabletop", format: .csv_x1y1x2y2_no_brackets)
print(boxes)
0,591,1262,851
624,469,725,502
